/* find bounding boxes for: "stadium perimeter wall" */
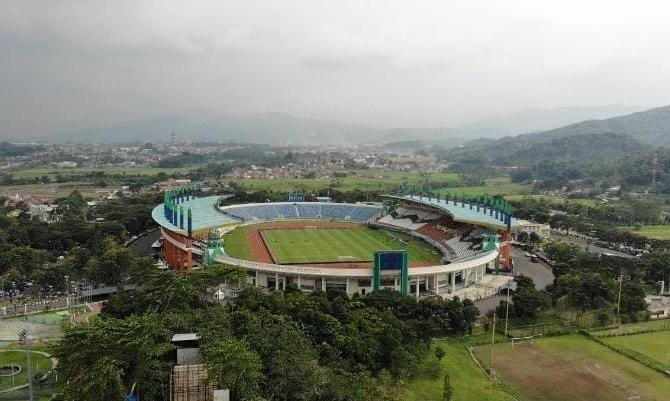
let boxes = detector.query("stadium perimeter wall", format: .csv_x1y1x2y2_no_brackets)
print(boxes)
153,200,501,298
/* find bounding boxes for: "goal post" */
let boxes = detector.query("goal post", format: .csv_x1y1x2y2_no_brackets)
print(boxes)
510,334,542,346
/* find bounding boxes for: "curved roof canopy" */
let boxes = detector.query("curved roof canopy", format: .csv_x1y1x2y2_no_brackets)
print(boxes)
384,194,520,230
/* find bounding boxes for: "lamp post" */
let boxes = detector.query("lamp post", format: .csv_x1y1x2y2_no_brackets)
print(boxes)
18,328,33,401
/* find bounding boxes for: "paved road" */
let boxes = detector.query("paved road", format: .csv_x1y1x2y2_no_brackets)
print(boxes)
473,247,555,314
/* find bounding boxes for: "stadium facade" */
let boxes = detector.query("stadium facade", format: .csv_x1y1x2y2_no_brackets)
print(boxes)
151,187,524,299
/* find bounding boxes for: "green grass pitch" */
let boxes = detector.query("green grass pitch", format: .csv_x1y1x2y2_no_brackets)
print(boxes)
260,227,440,264
601,330,670,370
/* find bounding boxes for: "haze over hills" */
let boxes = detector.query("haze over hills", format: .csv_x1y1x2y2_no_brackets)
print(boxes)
454,104,670,158
512,105,670,147
448,105,670,192
20,104,645,145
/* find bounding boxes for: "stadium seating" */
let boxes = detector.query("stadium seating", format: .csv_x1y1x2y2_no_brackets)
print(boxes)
220,202,380,223
377,215,426,231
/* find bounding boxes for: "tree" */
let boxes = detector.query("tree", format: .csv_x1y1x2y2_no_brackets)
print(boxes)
619,281,647,314
435,346,446,361
84,237,135,286
53,314,172,401
58,357,126,401
203,338,263,400
443,371,453,401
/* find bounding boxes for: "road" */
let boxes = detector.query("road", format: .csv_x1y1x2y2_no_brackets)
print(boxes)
473,247,555,314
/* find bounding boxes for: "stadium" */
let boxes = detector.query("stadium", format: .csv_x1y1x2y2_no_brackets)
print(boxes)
151,186,527,299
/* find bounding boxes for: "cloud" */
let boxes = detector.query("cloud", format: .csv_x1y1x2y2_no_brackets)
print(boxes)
1,0,669,136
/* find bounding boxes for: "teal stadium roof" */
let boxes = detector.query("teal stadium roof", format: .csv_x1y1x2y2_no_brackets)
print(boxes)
385,195,520,229
151,195,240,233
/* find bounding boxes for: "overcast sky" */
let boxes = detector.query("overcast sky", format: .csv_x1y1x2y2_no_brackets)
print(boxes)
2,0,670,137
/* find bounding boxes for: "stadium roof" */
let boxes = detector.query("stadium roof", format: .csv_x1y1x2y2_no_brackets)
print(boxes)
151,195,240,233
384,195,521,229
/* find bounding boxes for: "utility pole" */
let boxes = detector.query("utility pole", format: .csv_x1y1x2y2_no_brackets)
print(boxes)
504,287,511,338
490,313,496,384
616,270,624,316
19,329,34,401
64,275,69,312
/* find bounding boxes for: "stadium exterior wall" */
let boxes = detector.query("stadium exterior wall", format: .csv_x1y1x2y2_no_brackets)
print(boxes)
152,199,501,298
214,250,498,298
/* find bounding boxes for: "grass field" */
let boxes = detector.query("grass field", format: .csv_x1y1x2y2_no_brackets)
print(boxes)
473,335,670,401
438,177,531,197
402,338,514,401
619,225,670,240
0,183,121,198
260,227,440,264
601,331,670,370
591,319,670,336
8,165,198,179
504,194,601,208
0,350,53,391
228,170,462,193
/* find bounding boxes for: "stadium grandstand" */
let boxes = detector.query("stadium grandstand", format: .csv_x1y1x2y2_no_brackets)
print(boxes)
151,186,528,300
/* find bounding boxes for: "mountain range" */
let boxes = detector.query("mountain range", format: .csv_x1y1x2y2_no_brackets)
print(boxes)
19,104,652,146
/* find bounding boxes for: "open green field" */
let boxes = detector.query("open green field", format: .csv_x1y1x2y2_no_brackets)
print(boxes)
619,225,670,240
0,350,53,391
473,335,670,401
591,319,670,336
402,338,514,401
504,194,601,208
8,165,197,179
261,227,440,264
601,331,670,370
229,170,462,193
0,183,121,198
438,176,532,197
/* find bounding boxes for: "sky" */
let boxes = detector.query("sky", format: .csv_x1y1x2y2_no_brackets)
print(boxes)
2,0,670,138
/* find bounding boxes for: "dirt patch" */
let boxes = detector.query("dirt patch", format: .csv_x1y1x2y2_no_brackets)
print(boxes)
478,343,646,401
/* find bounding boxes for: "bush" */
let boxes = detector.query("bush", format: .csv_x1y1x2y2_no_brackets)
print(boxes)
435,346,446,361
596,312,611,327
443,371,453,401
425,360,442,378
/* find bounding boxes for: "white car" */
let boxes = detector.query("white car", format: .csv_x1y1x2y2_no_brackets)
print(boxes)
524,252,531,257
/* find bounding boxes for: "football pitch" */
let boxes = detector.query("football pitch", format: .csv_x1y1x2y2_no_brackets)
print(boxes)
260,227,439,264
473,335,670,401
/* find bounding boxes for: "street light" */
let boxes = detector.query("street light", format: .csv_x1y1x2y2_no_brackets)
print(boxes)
18,328,34,401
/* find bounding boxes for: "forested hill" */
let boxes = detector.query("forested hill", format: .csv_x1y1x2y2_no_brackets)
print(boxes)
452,132,646,167
513,105,670,147
447,106,670,193
449,105,670,169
